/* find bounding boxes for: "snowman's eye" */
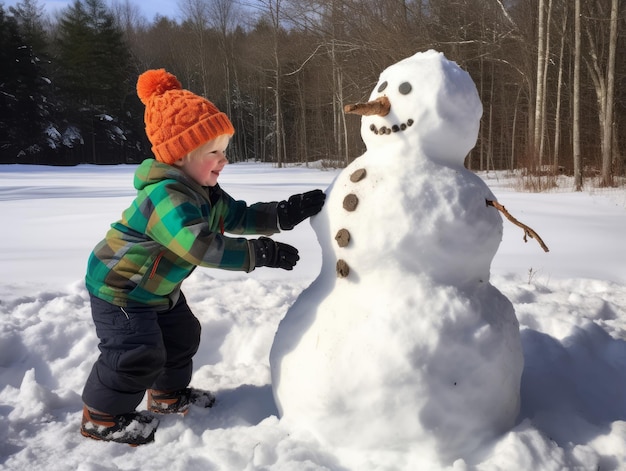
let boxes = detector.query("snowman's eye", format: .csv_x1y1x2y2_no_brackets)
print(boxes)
377,81,388,93
399,82,412,95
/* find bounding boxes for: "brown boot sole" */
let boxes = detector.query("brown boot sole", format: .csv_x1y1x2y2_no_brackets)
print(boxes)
80,427,141,447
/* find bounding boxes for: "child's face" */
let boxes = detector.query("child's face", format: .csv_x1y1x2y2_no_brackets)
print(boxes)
176,135,230,187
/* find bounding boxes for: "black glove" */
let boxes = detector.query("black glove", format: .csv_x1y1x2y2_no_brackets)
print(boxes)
277,189,326,230
250,237,300,270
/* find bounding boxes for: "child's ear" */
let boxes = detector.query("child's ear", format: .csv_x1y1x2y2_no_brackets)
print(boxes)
173,157,187,167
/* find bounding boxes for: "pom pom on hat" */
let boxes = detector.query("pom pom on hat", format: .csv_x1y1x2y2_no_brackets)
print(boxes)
137,68,234,164
137,69,182,105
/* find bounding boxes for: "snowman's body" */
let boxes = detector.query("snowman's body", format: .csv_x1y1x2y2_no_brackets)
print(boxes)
270,51,523,467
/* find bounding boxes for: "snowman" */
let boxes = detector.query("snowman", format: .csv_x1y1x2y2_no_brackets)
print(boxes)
269,50,524,468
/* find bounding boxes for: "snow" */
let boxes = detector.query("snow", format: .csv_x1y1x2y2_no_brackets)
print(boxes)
1,51,626,470
0,161,625,470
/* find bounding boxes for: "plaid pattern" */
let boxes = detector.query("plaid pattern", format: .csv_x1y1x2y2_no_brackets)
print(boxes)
86,159,279,308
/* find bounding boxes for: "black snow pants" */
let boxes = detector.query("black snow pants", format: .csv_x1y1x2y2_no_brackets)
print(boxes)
82,292,201,416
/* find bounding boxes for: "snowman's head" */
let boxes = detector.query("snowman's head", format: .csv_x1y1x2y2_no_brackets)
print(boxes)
346,50,482,167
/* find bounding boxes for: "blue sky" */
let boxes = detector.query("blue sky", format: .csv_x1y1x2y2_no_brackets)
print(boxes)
2,0,182,21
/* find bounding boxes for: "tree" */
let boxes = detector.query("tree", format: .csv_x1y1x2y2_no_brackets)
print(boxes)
268,0,287,168
582,0,619,186
110,0,149,63
53,0,137,163
551,2,568,172
0,6,30,160
533,0,547,168
0,2,59,164
573,0,582,190
1,0,624,175
9,0,46,52
178,0,213,98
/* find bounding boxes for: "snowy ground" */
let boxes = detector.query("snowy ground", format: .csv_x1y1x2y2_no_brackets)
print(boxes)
1,162,625,471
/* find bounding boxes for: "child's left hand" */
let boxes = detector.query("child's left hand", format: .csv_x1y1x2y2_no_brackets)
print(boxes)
249,237,300,270
277,189,326,230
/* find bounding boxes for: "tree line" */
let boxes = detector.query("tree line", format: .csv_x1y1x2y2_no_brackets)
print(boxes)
0,0,624,188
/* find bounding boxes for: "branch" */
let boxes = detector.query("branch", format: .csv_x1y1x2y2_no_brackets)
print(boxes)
493,0,518,28
284,43,325,76
486,199,550,252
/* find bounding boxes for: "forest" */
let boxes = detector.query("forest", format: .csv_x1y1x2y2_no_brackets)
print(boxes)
0,0,624,189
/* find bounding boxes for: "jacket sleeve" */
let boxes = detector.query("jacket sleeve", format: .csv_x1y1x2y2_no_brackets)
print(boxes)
143,180,261,272
215,186,280,236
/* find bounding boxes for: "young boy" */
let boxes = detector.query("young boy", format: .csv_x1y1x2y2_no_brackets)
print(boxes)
80,69,325,445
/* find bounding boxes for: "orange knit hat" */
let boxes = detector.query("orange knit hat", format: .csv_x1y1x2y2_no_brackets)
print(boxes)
137,69,235,164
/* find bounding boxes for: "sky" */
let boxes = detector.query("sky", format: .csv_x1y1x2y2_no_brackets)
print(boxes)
2,0,184,21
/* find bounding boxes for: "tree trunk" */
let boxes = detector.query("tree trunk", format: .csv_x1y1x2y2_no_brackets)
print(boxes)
583,0,619,187
269,0,283,167
553,9,567,171
179,0,210,97
511,87,521,171
573,0,583,191
601,0,618,186
297,76,308,165
533,0,546,169
538,0,553,169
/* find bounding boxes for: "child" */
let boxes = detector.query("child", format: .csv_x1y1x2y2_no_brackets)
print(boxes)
80,69,325,445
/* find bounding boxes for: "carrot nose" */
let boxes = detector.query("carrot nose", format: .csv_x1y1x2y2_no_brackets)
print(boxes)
344,96,391,117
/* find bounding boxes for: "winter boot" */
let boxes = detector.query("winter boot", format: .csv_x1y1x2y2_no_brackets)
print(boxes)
80,405,159,446
147,387,216,415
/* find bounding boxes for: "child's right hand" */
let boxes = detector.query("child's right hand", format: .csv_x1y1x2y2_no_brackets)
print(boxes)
277,189,326,230
249,237,299,270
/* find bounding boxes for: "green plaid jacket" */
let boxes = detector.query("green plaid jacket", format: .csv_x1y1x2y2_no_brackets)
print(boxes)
85,159,279,308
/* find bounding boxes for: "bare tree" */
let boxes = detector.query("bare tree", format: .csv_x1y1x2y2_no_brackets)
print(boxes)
573,0,582,191
532,0,546,168
538,0,553,170
242,0,287,166
110,0,148,70
603,0,618,186
88,0,625,178
552,3,567,172
207,0,239,117
583,0,619,186
178,0,212,97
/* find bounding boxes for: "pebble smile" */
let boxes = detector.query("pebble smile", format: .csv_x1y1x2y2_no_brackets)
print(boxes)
369,119,415,135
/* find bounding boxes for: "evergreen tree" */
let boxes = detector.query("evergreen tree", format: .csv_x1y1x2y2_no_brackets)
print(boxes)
9,0,47,53
54,0,139,164
0,3,59,164
0,7,23,161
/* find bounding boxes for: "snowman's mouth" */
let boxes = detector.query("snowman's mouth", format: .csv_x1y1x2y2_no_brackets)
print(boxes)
369,119,414,135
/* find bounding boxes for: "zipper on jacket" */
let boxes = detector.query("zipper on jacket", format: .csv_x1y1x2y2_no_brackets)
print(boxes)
149,251,165,279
